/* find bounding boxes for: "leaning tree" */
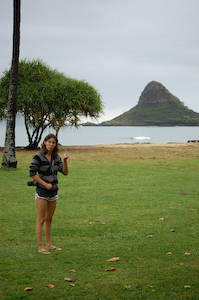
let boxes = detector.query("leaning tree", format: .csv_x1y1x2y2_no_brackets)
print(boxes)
0,59,103,149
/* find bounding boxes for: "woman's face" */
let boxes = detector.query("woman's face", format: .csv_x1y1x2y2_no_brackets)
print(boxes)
44,137,56,153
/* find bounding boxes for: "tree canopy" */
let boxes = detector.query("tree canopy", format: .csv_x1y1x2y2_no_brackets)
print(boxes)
0,59,103,149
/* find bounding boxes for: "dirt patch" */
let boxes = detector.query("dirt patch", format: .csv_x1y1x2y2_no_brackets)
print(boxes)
61,143,191,151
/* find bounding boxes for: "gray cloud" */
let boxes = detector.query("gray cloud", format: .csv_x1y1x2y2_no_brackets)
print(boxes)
1,0,199,121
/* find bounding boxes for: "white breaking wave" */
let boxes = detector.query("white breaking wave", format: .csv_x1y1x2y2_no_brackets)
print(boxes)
133,136,151,140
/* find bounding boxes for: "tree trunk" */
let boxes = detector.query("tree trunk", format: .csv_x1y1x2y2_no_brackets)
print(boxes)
1,0,21,168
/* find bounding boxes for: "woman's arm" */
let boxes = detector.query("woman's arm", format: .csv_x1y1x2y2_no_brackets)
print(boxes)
31,175,52,189
62,150,69,175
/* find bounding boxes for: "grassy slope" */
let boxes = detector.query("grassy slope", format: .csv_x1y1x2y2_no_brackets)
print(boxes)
0,144,199,299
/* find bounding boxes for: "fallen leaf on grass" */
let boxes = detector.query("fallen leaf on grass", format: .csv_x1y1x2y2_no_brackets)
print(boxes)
69,283,76,287
97,220,106,224
147,285,154,288
125,285,131,289
47,284,54,289
159,218,164,221
170,229,175,232
184,285,191,289
137,257,142,260
167,252,172,255
64,278,76,282
185,252,191,255
105,268,117,271
24,287,33,291
147,234,153,238
180,193,187,195
71,269,77,273
189,208,194,211
107,257,120,262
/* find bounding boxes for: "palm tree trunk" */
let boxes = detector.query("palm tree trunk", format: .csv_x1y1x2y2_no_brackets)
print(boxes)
1,0,21,168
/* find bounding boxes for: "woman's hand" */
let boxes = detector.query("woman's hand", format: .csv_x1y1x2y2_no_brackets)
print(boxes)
45,183,52,189
31,175,52,189
63,150,69,161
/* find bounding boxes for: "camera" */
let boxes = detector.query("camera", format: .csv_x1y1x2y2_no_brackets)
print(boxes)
27,181,58,190
27,180,37,186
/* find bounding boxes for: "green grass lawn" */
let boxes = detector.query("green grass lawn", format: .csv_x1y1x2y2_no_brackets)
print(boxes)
0,144,199,299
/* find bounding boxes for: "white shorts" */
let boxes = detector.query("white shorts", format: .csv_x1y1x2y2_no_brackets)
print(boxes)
35,192,58,202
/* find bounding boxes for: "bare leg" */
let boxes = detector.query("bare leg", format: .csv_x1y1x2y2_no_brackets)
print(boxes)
45,200,56,248
45,200,62,251
36,197,51,254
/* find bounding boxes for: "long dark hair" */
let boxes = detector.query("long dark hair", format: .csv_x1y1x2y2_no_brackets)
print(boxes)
41,134,59,157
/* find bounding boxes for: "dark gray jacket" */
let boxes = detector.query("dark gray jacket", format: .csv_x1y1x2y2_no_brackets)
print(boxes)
29,151,64,191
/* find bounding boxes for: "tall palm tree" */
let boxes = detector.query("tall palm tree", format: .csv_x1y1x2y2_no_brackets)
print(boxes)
2,0,21,168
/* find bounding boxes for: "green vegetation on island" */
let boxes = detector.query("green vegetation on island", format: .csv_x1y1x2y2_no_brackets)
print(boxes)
101,81,199,126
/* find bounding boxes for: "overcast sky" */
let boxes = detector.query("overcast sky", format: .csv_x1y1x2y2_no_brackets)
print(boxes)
1,0,199,122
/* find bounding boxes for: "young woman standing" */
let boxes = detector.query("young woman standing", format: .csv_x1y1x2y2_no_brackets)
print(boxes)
29,134,69,254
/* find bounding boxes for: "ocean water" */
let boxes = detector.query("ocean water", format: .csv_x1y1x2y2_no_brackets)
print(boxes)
0,121,199,147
